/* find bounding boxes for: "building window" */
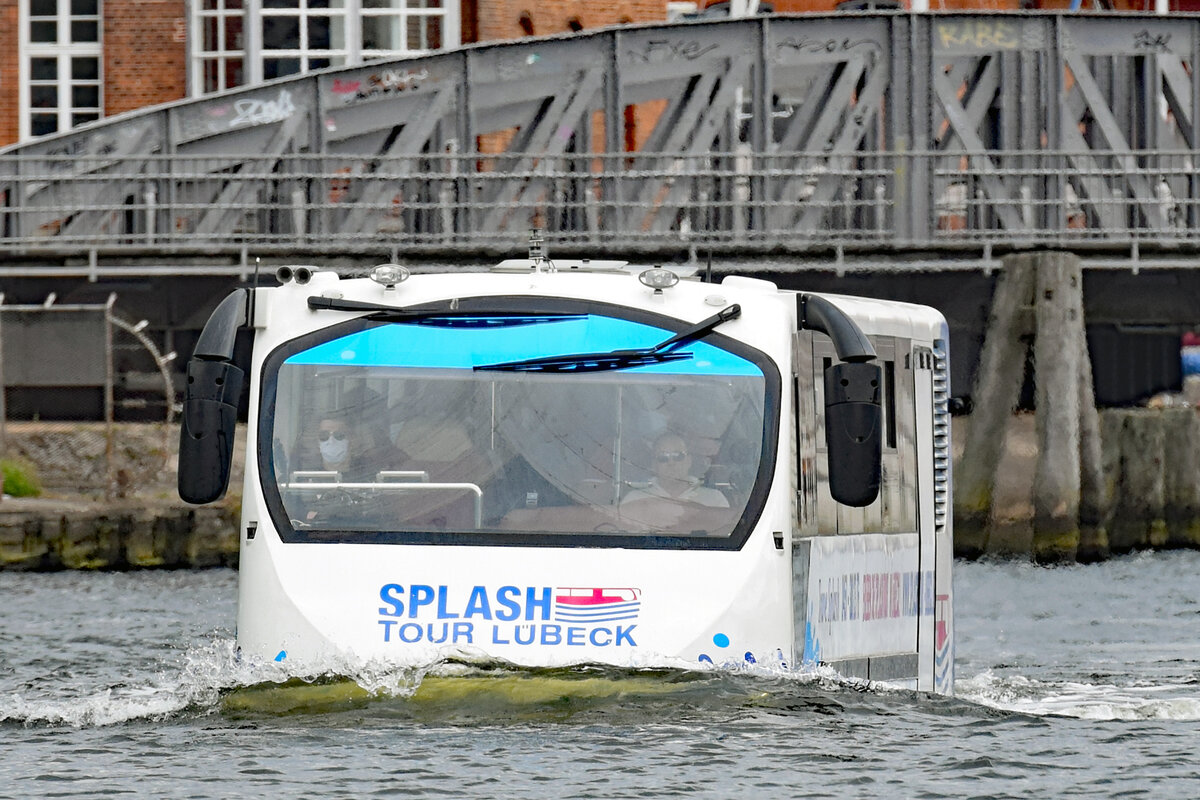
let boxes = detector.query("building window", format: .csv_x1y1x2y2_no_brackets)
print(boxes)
191,1,460,95
197,0,247,93
362,0,443,58
20,0,103,139
260,0,347,79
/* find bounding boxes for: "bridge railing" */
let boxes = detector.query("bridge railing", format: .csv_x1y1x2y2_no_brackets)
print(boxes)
3,150,1198,256
2,13,1197,264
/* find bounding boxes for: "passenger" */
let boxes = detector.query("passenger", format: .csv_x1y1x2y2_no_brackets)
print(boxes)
621,433,729,509
293,410,372,482
286,411,371,526
294,410,398,484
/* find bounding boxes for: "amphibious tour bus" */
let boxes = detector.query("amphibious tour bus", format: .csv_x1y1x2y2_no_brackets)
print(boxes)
178,248,954,694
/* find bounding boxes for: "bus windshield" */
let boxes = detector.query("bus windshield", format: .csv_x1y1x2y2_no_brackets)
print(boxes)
260,305,775,548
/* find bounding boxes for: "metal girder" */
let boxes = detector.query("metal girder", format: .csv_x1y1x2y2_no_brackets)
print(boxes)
338,85,460,235
1063,53,1173,233
646,56,753,234
1161,56,1193,148
12,117,163,241
1,13,1199,261
190,112,307,238
789,58,890,235
477,66,606,233
55,123,162,241
767,17,892,236
932,63,1028,233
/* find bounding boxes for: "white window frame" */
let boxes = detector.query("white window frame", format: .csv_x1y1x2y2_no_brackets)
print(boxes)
190,0,461,96
360,0,453,61
257,0,349,82
192,0,248,95
18,0,104,141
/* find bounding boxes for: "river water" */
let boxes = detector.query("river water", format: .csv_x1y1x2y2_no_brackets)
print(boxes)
3,552,1199,797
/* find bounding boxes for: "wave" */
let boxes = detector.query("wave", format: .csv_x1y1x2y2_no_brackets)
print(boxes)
958,670,1200,721
12,634,1196,729
0,637,439,728
1,637,866,728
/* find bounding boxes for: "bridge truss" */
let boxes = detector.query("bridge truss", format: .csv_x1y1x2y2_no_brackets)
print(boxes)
1,12,1198,267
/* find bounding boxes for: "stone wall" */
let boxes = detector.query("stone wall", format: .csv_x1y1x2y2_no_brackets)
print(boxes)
1,422,243,570
954,408,1200,561
0,502,238,571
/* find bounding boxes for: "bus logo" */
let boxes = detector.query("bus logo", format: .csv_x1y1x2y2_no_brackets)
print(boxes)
554,587,641,624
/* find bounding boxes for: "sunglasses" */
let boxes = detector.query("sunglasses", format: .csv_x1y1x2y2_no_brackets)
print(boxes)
655,450,688,463
317,430,348,442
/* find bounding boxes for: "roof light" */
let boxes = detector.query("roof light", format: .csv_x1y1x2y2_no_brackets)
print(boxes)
638,267,679,292
370,264,410,288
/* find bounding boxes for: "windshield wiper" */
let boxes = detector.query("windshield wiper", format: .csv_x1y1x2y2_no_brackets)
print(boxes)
307,296,582,327
474,349,695,373
474,304,741,373
307,296,415,319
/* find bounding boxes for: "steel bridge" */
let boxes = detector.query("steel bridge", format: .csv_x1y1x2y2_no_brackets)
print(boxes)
1,11,1199,274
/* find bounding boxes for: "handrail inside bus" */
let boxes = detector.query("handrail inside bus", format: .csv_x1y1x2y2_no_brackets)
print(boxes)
280,480,484,528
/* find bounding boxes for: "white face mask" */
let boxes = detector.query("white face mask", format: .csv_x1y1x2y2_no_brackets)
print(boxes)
319,436,349,465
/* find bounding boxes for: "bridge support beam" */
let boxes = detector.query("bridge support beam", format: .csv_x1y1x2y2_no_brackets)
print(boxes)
954,251,1108,563
1031,252,1083,564
953,256,1033,559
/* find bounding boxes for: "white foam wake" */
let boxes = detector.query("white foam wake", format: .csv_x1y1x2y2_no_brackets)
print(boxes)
0,637,433,728
959,670,1200,721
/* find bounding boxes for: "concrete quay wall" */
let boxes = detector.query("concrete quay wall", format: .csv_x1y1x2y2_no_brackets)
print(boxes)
957,408,1200,561
0,500,238,571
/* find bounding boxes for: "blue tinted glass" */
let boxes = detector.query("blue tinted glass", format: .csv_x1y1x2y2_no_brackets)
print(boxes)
285,315,760,377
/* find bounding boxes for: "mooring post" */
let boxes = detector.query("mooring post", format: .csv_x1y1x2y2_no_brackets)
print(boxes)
1162,407,1200,549
1031,252,1082,564
1109,410,1167,553
954,254,1035,558
1076,303,1109,563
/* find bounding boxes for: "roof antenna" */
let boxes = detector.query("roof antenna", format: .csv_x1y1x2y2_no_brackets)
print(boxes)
528,228,553,273
705,247,713,283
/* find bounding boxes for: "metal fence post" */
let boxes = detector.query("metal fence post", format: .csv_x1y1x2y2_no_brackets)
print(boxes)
104,293,116,501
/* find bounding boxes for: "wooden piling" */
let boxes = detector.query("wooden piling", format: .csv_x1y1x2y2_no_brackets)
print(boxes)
954,256,1035,559
1109,410,1167,553
1031,252,1082,564
1076,323,1109,563
1162,408,1200,549
954,250,1110,563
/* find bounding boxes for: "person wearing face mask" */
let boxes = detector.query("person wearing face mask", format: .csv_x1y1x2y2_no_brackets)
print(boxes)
316,415,354,475
290,410,367,482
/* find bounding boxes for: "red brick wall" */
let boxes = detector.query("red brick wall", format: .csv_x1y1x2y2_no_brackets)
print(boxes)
103,0,188,118
475,0,667,42
0,0,19,147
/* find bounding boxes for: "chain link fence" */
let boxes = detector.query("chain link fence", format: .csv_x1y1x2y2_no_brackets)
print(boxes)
0,294,177,503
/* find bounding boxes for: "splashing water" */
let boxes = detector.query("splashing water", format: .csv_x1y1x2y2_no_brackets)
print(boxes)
3,556,1200,797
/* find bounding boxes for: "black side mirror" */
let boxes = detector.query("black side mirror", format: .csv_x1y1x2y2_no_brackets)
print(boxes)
178,290,249,504
178,359,244,504
824,361,882,507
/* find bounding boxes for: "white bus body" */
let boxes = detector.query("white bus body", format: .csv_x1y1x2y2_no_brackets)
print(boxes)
178,259,954,694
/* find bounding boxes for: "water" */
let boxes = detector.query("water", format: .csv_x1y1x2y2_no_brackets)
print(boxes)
3,553,1200,797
